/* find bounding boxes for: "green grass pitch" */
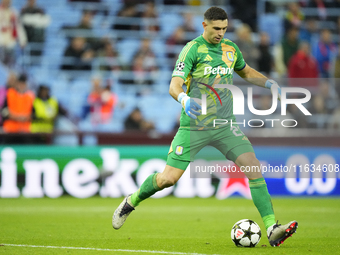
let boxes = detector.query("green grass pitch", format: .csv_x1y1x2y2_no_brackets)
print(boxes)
0,196,339,254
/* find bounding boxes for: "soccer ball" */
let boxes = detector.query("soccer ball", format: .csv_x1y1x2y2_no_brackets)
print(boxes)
231,219,261,247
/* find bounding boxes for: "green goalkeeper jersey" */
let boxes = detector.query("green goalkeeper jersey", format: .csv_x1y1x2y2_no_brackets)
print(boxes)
172,35,246,130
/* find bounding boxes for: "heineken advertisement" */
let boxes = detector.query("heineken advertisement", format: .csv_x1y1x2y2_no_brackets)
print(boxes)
0,146,339,198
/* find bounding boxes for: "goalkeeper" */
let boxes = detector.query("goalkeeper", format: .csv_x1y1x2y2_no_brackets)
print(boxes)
112,6,297,247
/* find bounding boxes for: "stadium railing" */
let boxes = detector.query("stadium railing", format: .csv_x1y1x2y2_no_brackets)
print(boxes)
1,129,339,146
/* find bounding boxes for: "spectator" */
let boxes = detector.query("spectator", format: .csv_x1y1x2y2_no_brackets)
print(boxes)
284,2,304,31
61,37,94,71
132,55,158,85
308,94,328,128
334,47,340,96
166,27,187,65
66,10,93,31
98,41,121,71
78,10,93,29
141,1,159,33
337,17,340,39
20,0,50,56
229,0,257,31
112,4,140,31
309,94,328,115
124,107,154,131
131,38,159,85
181,13,197,33
328,107,340,129
188,0,201,6
258,32,272,76
87,78,117,124
62,10,103,51
282,26,300,67
166,26,187,47
274,26,300,76
299,18,318,47
164,0,185,5
318,80,338,114
1,74,34,133
288,41,319,86
0,0,27,67
308,0,329,20
235,24,259,70
134,38,156,59
332,0,340,8
31,85,67,133
313,29,337,78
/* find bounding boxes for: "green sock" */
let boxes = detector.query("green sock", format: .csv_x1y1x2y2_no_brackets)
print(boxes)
249,178,276,230
130,173,161,207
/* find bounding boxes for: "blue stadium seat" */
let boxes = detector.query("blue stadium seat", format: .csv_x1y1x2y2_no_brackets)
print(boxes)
0,65,9,86
114,94,138,121
259,14,283,45
159,13,183,37
193,15,203,32
78,116,95,132
151,39,166,59
78,115,124,133
116,39,141,63
53,135,79,146
136,94,181,133
11,0,26,9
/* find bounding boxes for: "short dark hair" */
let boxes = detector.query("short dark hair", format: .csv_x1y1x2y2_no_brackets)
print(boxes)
17,74,27,82
204,7,228,21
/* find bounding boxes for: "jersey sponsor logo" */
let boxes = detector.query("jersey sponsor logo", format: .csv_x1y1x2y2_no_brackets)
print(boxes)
176,61,185,71
173,71,185,76
204,66,234,75
226,51,234,62
175,146,183,155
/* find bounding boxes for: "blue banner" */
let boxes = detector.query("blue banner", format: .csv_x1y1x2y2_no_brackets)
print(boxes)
255,146,340,196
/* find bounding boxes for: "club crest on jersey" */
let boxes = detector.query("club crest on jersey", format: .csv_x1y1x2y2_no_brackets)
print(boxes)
175,146,183,155
226,51,234,62
176,62,185,71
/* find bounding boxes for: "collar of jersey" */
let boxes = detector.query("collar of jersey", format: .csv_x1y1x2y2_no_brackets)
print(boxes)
200,35,221,48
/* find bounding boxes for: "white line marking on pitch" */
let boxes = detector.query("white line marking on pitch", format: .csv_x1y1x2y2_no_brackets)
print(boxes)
1,244,220,255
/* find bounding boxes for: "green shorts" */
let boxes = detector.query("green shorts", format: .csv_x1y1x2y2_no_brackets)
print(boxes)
166,125,254,170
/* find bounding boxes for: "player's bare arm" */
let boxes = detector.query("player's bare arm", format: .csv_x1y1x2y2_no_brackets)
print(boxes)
169,76,201,119
235,64,268,88
169,76,185,100
236,65,281,100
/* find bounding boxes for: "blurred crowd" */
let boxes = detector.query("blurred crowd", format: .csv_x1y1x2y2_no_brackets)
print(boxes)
0,0,340,141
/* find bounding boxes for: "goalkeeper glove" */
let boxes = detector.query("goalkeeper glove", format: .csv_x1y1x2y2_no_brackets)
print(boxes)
177,92,201,119
265,79,281,101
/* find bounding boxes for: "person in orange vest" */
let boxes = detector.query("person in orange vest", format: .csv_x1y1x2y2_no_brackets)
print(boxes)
87,77,117,124
1,74,34,133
